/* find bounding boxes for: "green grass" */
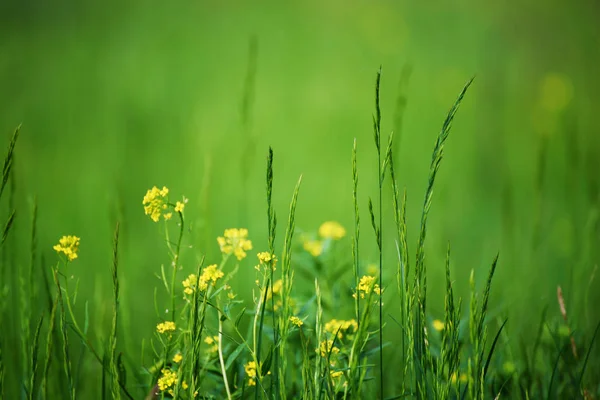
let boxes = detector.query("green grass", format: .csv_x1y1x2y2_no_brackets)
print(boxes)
1,64,599,399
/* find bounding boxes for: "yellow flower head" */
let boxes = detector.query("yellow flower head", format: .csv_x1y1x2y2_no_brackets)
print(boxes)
330,370,343,379
175,201,185,213
325,319,358,339
217,228,253,260
256,251,278,271
289,316,303,327
244,361,257,386
143,186,170,222
173,353,183,363
157,368,178,391
318,221,346,240
204,336,219,353
303,239,323,257
318,340,340,358
200,264,224,286
156,321,176,334
182,274,199,295
432,319,445,332
53,235,80,261
353,275,382,299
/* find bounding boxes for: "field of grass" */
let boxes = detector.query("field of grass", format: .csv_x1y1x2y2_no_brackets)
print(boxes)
1,1,600,399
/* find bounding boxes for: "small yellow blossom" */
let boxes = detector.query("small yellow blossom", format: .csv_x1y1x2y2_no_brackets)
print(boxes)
451,372,468,384
163,212,172,221
175,201,185,213
353,275,382,299
244,361,257,386
330,370,343,379
200,264,224,286
325,319,358,339
432,319,445,332
156,321,176,334
289,316,303,327
318,340,340,357
319,221,346,240
182,274,199,295
204,336,219,353
182,381,189,390
256,251,278,271
143,186,169,222
173,353,183,363
303,239,323,257
217,228,253,260
227,291,236,299
157,368,178,391
53,235,80,261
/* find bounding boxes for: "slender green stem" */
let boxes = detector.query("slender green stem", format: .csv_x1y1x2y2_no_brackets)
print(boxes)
217,310,233,400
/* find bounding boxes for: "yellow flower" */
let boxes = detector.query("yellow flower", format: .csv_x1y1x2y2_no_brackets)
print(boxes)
156,321,176,334
157,368,178,391
330,370,343,379
289,316,303,327
200,264,224,286
325,319,358,339
173,353,183,363
432,319,445,332
164,212,172,221
318,340,340,357
244,361,257,386
204,336,219,353
217,228,253,260
143,186,169,222
175,201,185,213
256,251,278,271
303,239,323,257
182,381,189,390
53,235,80,261
182,274,199,295
318,221,346,240
353,275,382,299
451,372,468,384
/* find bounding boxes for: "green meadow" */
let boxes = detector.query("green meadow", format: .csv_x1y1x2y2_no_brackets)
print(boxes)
0,1,599,398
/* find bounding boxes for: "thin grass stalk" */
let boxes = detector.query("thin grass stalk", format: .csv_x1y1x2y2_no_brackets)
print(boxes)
53,266,75,400
28,315,44,400
266,147,279,400
352,138,360,324
0,124,20,200
217,311,233,400
314,279,324,398
41,291,59,399
109,222,121,400
278,175,302,399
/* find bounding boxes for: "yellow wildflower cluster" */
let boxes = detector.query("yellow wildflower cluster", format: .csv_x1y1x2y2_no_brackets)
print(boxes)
53,235,81,261
325,319,358,339
175,201,185,213
303,239,324,257
143,186,170,222
255,251,278,271
451,372,468,384
432,319,445,332
204,336,219,354
157,368,178,391
289,316,303,327
318,221,346,240
156,321,176,334
265,279,285,311
330,370,343,379
244,361,257,386
318,339,340,358
217,228,253,260
303,221,346,257
353,275,382,299
182,265,224,295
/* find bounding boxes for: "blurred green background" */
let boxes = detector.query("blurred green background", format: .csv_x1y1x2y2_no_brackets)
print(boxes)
1,0,599,386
